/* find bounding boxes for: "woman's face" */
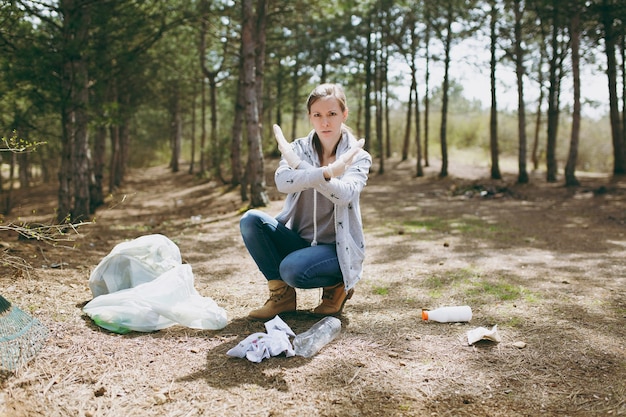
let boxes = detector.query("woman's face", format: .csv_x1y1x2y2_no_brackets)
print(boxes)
309,96,348,144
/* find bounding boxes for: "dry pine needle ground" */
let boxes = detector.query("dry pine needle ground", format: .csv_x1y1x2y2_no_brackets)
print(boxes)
1,158,625,417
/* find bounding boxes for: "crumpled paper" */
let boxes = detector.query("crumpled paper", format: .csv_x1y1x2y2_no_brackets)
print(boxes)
467,324,502,345
227,316,296,363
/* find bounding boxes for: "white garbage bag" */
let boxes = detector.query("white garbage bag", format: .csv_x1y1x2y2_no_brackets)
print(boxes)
83,235,228,334
88,234,182,297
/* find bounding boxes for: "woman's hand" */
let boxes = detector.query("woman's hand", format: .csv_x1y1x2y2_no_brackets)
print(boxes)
273,124,301,168
324,138,365,178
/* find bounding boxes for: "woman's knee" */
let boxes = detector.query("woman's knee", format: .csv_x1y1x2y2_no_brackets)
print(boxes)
240,209,263,235
279,259,305,288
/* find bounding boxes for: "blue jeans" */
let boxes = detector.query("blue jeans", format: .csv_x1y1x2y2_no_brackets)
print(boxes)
240,209,343,289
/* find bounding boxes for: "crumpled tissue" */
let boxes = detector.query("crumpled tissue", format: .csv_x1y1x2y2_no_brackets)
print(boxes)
467,324,502,345
227,316,296,363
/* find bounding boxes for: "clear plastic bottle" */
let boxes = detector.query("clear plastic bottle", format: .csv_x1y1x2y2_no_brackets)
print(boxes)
293,316,342,358
421,305,472,323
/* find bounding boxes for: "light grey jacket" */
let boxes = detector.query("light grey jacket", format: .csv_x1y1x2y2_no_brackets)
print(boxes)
274,129,372,290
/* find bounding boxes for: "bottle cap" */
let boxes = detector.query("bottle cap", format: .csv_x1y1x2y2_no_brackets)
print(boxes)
421,310,428,320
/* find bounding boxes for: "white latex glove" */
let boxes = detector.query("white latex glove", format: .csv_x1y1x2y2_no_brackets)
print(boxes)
273,124,301,168
324,138,365,178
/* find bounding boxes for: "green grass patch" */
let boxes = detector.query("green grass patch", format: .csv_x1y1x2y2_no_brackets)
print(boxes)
468,280,521,301
420,268,540,306
372,286,389,296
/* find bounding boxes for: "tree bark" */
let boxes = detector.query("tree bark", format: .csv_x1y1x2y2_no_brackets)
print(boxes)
402,78,414,161
414,75,423,178
424,8,431,168
514,0,529,184
59,0,92,222
545,3,562,183
439,6,452,178
489,1,501,180
241,0,268,207
601,0,626,175
231,42,245,192
565,7,581,187
364,16,373,155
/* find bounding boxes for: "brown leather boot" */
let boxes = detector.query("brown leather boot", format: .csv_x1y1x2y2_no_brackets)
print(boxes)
312,282,354,316
248,280,296,320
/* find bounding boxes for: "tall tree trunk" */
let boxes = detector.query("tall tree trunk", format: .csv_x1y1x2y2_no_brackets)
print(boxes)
119,94,131,183
242,0,268,207
201,76,207,175
375,44,384,175
545,3,562,183
71,12,90,221
532,48,546,172
364,17,373,154
402,78,414,161
290,53,300,141
383,47,391,159
424,8,431,168
189,79,197,175
622,36,626,149
108,123,120,193
208,75,220,177
601,0,626,175
514,0,529,184
91,124,106,213
276,63,283,128
439,7,452,178
230,40,248,190
59,0,91,222
489,1,501,180
231,45,245,191
255,0,267,127
532,98,544,172
199,0,226,179
170,92,181,173
414,74,423,178
565,7,581,186
622,36,626,152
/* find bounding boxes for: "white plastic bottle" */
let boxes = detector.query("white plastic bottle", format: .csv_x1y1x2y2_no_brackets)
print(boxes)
421,306,472,323
293,316,342,358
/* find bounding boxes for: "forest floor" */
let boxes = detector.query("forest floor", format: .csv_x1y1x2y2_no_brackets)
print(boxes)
1,154,625,417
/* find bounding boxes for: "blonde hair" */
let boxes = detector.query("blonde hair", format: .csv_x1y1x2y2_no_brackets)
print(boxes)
306,83,348,114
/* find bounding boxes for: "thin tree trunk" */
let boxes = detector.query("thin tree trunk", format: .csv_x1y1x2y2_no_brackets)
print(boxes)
424,10,431,168
189,79,197,175
514,0,529,184
169,86,181,173
375,43,384,175
208,75,219,177
489,1,501,180
231,44,245,191
532,36,547,171
545,4,561,183
201,76,207,175
108,123,119,193
242,0,268,207
59,0,92,222
91,124,106,213
255,0,267,127
564,8,581,187
439,8,452,178
402,78,414,161
290,53,300,141
364,17,373,155
414,75,423,178
601,0,626,175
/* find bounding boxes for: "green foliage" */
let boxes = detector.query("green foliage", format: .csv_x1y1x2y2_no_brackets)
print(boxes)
0,0,620,202
1,132,46,153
